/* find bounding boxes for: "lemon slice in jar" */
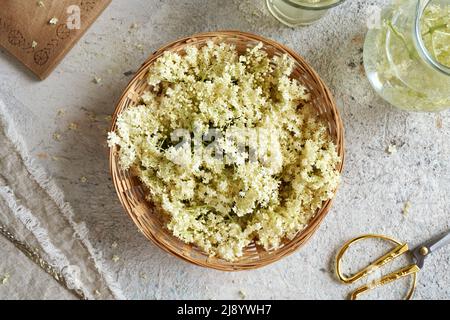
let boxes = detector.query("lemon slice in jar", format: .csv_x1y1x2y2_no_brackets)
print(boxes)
431,29,450,67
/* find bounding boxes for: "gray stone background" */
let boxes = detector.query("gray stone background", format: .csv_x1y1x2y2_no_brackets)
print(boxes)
0,0,449,299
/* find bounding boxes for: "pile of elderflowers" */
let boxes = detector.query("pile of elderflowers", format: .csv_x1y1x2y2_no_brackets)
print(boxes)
108,42,341,261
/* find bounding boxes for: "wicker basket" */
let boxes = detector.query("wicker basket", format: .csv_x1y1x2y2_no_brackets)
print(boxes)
109,31,345,271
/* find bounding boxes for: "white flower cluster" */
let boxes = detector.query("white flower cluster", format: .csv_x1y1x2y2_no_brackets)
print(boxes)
108,42,341,261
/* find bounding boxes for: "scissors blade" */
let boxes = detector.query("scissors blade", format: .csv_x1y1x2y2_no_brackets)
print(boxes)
411,230,450,269
428,230,450,252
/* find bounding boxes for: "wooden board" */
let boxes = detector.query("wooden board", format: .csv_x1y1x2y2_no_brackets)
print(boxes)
0,0,111,80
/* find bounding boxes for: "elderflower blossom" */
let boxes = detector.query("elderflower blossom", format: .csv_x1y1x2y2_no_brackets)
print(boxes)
109,42,341,261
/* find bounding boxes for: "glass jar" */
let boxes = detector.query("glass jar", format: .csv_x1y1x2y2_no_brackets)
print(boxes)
364,0,450,112
266,0,346,27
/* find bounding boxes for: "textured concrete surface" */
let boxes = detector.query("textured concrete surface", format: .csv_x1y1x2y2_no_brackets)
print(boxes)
0,0,449,299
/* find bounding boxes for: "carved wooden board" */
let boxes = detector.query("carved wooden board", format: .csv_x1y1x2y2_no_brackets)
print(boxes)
0,0,111,79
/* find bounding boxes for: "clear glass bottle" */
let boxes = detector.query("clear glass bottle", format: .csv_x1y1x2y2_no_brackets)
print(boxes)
266,0,346,27
364,0,450,112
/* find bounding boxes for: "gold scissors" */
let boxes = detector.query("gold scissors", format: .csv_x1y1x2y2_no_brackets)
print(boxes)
335,230,450,300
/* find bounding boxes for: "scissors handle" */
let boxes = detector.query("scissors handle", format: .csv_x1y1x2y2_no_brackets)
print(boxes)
336,234,409,283
336,234,420,300
350,264,420,300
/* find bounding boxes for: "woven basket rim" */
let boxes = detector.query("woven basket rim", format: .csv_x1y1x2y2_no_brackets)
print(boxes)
109,30,345,271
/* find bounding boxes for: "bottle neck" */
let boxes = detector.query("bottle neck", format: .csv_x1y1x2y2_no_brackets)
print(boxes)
282,0,346,10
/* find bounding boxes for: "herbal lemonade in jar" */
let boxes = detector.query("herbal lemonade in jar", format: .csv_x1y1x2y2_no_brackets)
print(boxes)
364,0,450,112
